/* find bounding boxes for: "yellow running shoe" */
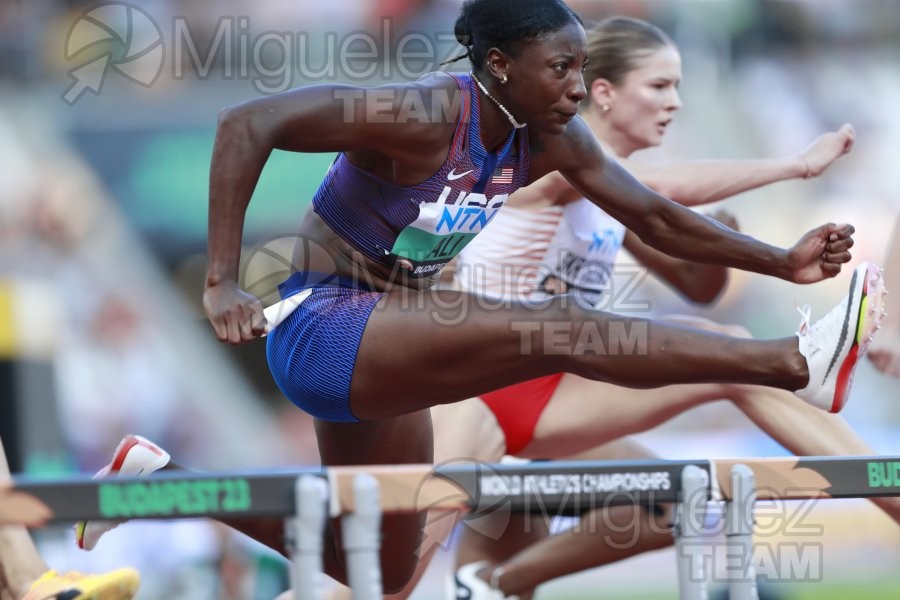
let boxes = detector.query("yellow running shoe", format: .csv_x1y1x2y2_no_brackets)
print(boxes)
20,567,140,600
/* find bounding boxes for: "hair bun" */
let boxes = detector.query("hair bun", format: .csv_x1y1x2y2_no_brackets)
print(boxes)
454,15,473,48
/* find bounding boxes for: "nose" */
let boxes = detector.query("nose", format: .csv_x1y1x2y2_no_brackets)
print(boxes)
667,87,682,111
568,72,587,104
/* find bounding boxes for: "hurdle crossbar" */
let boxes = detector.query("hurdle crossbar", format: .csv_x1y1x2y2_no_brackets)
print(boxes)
2,456,900,526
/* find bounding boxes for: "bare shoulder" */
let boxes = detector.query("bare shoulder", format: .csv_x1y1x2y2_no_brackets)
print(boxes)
506,171,573,210
367,73,462,126
363,72,464,155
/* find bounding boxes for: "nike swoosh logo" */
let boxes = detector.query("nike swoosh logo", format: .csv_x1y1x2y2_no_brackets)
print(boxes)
447,169,473,181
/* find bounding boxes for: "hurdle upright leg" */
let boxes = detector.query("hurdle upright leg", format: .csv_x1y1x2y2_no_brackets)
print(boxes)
341,473,382,600
725,464,757,600
674,465,710,600
289,475,328,600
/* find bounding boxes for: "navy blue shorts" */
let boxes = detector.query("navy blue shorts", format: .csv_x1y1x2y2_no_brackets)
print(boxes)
266,272,381,422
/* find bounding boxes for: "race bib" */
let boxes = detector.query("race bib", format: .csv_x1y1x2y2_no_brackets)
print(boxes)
391,191,507,277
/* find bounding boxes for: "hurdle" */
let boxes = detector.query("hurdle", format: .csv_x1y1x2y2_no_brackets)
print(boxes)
3,456,900,598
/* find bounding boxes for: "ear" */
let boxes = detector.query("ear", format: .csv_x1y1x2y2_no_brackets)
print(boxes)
485,48,511,83
590,78,615,110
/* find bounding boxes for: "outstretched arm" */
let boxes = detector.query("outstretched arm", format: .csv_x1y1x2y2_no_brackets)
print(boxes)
623,124,855,206
534,118,854,284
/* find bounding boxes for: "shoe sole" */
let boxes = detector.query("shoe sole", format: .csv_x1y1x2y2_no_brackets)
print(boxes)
76,437,141,550
831,262,886,412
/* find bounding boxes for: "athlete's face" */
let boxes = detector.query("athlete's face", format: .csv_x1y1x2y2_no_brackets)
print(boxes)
505,22,589,134
604,45,682,150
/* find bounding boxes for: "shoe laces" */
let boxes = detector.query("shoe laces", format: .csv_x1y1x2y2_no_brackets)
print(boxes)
795,302,831,357
796,303,812,336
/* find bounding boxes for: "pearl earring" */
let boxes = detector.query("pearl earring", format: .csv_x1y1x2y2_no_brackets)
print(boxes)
500,73,508,84
601,104,611,113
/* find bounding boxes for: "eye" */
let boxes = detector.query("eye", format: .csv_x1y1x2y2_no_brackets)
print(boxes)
553,62,569,72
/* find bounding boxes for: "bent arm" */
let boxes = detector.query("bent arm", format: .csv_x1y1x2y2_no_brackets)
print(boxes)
207,79,452,284
622,230,727,304
204,79,458,342
545,119,793,280
207,85,372,284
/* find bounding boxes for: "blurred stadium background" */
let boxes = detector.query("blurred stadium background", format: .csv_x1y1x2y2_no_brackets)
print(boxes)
1,0,899,598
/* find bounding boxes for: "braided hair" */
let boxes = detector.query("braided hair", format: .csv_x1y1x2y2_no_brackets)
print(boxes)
444,0,582,68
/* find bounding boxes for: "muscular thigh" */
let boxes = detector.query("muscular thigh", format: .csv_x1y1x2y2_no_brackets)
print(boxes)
349,288,573,419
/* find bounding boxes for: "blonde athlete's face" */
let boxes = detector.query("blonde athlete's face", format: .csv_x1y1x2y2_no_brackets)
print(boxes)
608,45,682,150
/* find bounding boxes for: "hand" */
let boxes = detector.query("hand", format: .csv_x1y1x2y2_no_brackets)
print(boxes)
203,279,266,344
868,331,900,377
787,223,854,283
799,123,855,178
707,209,740,232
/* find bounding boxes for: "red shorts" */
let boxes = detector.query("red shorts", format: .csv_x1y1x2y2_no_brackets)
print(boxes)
479,373,564,455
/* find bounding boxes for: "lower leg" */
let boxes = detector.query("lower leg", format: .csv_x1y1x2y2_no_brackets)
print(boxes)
456,512,550,600
472,440,671,597
327,508,462,600
0,438,48,598
335,403,510,600
315,413,433,593
490,504,672,597
731,385,900,523
731,385,873,456
565,315,808,392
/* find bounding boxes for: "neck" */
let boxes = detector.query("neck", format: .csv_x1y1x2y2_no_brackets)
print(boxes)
479,99,514,152
471,71,523,151
582,105,637,159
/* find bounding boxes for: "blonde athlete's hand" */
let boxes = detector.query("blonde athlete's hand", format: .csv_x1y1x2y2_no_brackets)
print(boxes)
203,279,266,345
799,123,855,178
